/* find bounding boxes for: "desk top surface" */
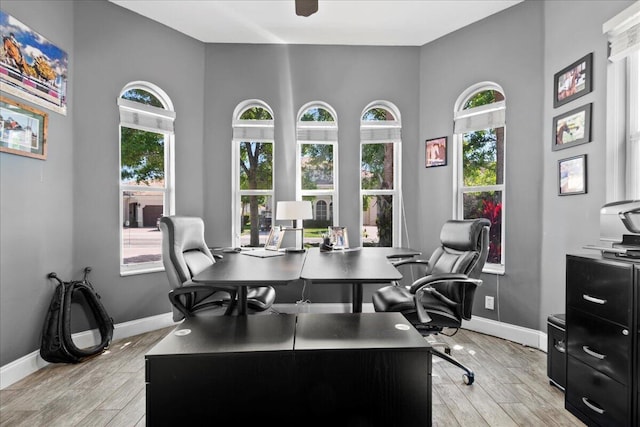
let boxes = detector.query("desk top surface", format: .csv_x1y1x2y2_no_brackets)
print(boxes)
295,312,430,351
192,250,306,285
300,247,415,282
146,314,297,356
146,312,430,358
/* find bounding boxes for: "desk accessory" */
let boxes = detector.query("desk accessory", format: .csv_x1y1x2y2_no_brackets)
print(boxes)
276,200,312,251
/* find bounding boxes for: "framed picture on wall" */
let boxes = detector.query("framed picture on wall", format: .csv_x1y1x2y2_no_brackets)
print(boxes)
425,136,447,168
553,103,592,151
553,53,592,108
0,95,48,160
558,154,587,196
0,10,68,115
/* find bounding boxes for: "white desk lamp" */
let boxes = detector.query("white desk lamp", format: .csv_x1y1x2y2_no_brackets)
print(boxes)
276,200,313,252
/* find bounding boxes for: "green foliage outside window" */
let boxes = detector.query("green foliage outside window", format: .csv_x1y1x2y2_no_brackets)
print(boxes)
239,106,273,246
120,89,166,185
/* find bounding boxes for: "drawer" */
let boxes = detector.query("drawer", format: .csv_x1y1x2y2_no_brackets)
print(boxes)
566,356,629,426
567,308,631,385
566,256,633,326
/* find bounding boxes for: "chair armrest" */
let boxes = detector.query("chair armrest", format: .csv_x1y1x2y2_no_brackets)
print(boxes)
391,258,430,268
169,285,237,318
412,274,482,324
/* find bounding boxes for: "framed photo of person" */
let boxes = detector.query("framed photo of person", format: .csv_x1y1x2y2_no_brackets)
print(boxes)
425,136,447,168
328,226,349,249
558,155,587,196
265,226,284,250
553,53,592,108
552,103,592,151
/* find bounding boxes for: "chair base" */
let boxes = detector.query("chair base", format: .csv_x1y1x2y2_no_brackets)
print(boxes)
425,333,475,385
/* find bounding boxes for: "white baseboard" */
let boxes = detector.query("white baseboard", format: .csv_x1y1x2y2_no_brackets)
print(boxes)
463,315,548,352
0,312,177,390
1,306,548,390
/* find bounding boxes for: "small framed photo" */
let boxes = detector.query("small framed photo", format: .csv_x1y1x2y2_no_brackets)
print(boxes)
328,226,349,249
0,95,48,160
265,226,284,250
559,155,587,196
553,103,592,151
554,53,592,108
425,136,447,168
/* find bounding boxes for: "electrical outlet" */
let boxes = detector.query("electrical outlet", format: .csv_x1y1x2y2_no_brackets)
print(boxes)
485,296,495,310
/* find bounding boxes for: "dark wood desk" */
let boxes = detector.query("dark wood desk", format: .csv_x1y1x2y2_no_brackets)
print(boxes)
295,312,432,425
145,314,297,425
145,312,431,425
300,247,419,313
192,251,306,315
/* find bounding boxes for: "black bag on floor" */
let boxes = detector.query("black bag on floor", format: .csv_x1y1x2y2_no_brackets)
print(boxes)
40,267,114,363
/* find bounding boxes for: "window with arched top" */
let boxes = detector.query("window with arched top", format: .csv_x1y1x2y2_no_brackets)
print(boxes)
453,82,506,273
118,81,175,275
360,101,402,247
296,101,338,246
232,100,275,248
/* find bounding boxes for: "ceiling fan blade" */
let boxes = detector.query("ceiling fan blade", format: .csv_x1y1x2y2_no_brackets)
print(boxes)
296,0,318,17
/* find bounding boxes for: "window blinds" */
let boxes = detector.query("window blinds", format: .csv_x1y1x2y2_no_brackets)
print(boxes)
454,101,506,134
118,98,175,134
232,120,274,142
297,122,338,142
360,123,402,142
604,2,640,62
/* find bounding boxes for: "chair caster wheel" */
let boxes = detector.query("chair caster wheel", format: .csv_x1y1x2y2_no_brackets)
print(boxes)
444,347,451,355
463,373,474,385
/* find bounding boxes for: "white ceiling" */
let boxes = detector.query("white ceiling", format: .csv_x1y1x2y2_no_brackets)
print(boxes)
109,0,523,46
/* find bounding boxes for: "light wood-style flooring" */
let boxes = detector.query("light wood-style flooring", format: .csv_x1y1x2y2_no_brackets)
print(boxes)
1,318,584,426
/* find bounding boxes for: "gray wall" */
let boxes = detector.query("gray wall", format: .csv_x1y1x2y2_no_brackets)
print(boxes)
0,0,634,366
419,0,545,329
202,44,421,303
72,1,206,324
0,1,75,365
539,0,633,328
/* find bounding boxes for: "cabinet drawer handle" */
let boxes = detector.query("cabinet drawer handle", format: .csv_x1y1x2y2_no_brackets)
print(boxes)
554,342,566,353
582,345,606,360
582,397,605,415
582,294,606,305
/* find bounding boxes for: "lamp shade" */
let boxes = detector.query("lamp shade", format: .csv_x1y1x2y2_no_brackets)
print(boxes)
276,201,313,221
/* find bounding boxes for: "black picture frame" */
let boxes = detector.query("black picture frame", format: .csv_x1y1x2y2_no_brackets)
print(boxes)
554,53,593,108
558,154,587,196
552,103,592,151
425,136,447,168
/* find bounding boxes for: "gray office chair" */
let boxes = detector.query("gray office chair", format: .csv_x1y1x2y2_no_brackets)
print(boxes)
372,218,490,385
160,216,275,320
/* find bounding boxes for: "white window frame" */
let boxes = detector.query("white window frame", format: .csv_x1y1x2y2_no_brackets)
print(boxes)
231,99,275,248
118,81,175,276
360,100,402,248
604,2,640,202
296,101,339,229
453,82,506,275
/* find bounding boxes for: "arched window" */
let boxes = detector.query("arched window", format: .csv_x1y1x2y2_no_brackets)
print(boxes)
232,100,275,248
453,82,506,273
118,81,175,275
360,101,402,247
296,101,338,246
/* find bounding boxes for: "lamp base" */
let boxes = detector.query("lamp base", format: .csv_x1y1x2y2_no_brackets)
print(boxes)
285,248,306,253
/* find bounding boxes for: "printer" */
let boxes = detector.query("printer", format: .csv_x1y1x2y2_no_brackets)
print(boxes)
586,200,640,259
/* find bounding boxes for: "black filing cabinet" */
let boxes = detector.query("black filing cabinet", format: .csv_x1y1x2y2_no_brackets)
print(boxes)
565,254,638,426
547,313,566,390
